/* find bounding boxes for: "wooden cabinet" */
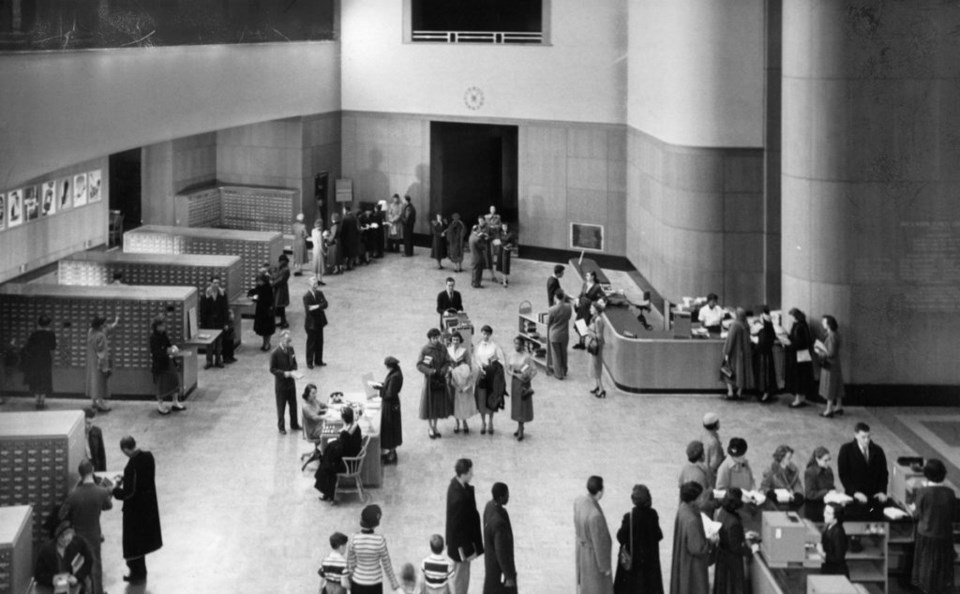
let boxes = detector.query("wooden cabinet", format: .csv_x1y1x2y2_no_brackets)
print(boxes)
517,301,547,367
844,521,888,594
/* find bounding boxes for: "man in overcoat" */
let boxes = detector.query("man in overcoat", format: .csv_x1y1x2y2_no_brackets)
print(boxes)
112,436,162,584
447,458,484,594
483,482,517,594
573,475,613,594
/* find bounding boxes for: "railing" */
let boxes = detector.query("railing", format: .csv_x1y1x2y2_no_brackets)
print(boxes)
411,30,544,44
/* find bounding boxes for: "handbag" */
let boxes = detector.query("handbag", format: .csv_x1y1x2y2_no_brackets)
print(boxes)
586,338,600,356
796,349,812,364
720,362,734,380
618,510,633,570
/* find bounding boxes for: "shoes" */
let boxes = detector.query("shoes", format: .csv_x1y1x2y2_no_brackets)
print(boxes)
214,362,225,369
291,425,302,431
517,434,524,442
293,271,303,276
488,427,494,435
204,363,213,370
463,426,470,434
590,387,599,395
279,323,289,329
572,344,586,350
307,364,314,369
454,427,461,434
94,401,112,412
513,429,519,437
123,574,146,584
481,427,487,435
594,390,607,399
171,402,186,411
789,401,808,409
224,357,238,363
158,406,171,416
318,362,327,367
318,281,326,286
279,428,287,435
820,411,834,418
834,409,845,415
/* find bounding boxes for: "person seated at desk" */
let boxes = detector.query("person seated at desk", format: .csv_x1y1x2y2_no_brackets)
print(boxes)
35,521,95,594
837,422,889,519
697,293,724,334
301,383,327,441
315,406,363,502
716,437,755,492
760,444,804,504
437,277,464,326
818,503,849,577
804,446,835,522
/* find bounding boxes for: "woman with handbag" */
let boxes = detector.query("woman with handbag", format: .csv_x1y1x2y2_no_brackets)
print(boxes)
816,315,844,418
614,484,664,594
150,318,184,415
506,335,538,441
784,307,816,408
586,301,607,398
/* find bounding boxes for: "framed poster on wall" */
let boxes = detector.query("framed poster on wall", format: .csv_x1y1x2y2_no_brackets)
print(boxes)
41,181,56,216
24,186,39,221
73,173,88,207
0,193,5,230
8,189,23,227
88,170,102,203
570,222,604,252
59,177,72,211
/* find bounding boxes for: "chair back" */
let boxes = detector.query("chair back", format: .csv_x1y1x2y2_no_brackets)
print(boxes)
340,435,370,477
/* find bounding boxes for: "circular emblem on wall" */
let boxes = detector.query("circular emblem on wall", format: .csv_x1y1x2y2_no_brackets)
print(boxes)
464,86,485,111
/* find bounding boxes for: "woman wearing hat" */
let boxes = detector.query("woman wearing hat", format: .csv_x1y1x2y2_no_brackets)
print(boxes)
713,488,757,594
506,334,537,441
292,213,307,275
378,356,403,465
911,459,956,593
272,254,291,329
346,504,401,593
715,438,755,492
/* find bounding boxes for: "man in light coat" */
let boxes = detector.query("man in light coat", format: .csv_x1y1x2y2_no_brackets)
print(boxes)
573,475,613,594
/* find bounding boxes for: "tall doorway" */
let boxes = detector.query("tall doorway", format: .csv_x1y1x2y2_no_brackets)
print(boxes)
109,148,142,231
430,122,518,229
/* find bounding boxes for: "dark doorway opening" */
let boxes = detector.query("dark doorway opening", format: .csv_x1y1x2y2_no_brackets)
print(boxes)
109,148,142,231
430,122,518,232
314,171,329,228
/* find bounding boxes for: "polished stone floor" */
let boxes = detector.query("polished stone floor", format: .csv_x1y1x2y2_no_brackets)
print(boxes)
1,249,941,593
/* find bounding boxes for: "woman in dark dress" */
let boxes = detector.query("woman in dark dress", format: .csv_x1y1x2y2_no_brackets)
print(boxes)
22,314,56,409
819,503,848,576
507,336,537,441
315,406,363,502
785,308,816,408
247,274,275,351
614,484,664,594
721,308,753,400
494,222,515,287
714,488,754,594
912,459,956,593
816,314,844,417
271,255,291,329
150,319,183,415
445,213,466,272
574,270,605,349
430,213,448,269
753,308,778,403
803,446,834,522
378,356,403,465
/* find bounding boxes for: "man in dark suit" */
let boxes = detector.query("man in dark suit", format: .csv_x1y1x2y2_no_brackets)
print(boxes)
546,289,573,379
84,407,106,472
447,458,484,594
302,276,328,368
837,422,889,518
437,277,464,326
402,195,417,256
483,482,517,594
199,276,229,369
112,436,162,584
269,330,301,435
547,264,565,307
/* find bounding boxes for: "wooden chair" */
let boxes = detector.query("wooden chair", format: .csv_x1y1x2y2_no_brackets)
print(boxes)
334,435,370,503
300,425,323,471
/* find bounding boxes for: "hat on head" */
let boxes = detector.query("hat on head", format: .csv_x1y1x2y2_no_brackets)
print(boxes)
686,440,705,462
360,504,382,529
54,520,73,538
296,213,304,221
702,412,719,427
728,437,748,457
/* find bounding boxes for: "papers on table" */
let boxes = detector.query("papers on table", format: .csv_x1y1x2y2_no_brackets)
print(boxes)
824,491,853,505
883,506,909,520
774,489,794,503
575,319,589,336
702,513,722,539
744,490,767,505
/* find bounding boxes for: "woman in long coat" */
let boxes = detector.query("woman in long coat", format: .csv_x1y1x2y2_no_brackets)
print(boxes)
670,482,714,594
445,213,466,272
327,213,342,274
271,255,291,329
150,319,183,415
753,310,777,403
85,314,119,412
430,213,448,269
721,308,753,400
447,331,478,434
785,307,816,408
506,335,537,441
310,220,325,281
714,489,752,594
379,356,403,465
494,223,515,287
613,485,664,594
815,315,844,417
247,274,275,351
912,459,956,593
112,441,162,578
291,214,307,275
417,328,452,438
23,314,56,409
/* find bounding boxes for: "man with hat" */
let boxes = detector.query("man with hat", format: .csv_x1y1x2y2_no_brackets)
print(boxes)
678,441,715,512
716,437,756,492
700,412,724,487
34,521,95,594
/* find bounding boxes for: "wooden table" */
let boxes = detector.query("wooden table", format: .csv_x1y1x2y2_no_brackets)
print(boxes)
183,329,223,355
319,392,383,488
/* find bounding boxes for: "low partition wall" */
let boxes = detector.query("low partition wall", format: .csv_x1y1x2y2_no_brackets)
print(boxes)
174,184,299,233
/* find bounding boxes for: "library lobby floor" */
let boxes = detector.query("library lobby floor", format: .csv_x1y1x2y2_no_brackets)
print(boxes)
1,249,947,594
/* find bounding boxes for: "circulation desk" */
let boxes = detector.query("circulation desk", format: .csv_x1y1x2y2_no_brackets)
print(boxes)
0,284,198,399
319,393,383,488
569,259,725,393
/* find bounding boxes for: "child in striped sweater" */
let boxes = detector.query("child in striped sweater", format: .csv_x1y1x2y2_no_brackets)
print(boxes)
318,532,350,594
419,534,454,594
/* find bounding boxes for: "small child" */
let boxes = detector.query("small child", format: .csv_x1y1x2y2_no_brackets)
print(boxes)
420,534,454,594
399,562,418,594
318,532,350,594
221,310,237,363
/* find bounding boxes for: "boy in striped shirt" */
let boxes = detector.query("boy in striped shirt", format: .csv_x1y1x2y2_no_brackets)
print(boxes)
318,532,349,594
420,534,455,593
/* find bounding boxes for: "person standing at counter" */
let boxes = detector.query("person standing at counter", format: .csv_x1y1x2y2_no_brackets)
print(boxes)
721,308,752,401
701,413,725,488
378,356,403,465
613,484,664,594
574,476,614,594
815,315,844,418
574,270,604,350
837,422,889,519
436,277,464,326
818,503,848,576
784,308,816,408
547,289,572,380
418,328,452,439
248,274,276,352
586,301,607,399
803,446,835,522
760,445,803,503
716,438,755,491
22,314,56,410
678,441,714,512
911,458,956,594
713,489,756,594
86,314,119,412
150,319,184,416
669,482,715,594
199,276,229,369
547,264,565,307
754,308,778,403
507,335,537,441
697,294,724,334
